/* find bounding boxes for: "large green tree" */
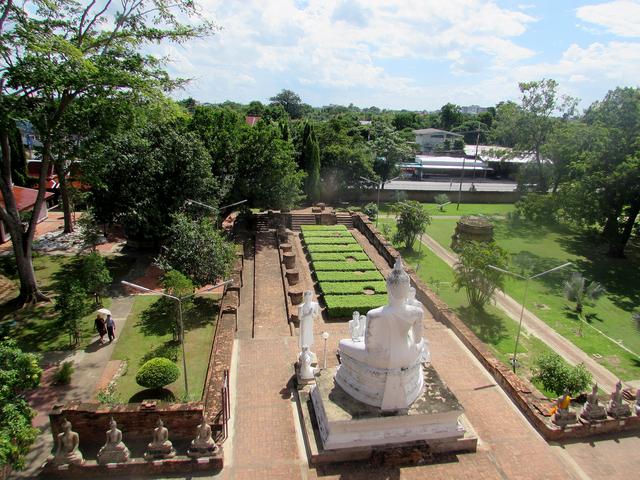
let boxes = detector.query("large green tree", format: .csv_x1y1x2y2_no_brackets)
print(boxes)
0,339,41,472
371,122,415,185
0,0,212,304
269,89,307,119
301,122,321,203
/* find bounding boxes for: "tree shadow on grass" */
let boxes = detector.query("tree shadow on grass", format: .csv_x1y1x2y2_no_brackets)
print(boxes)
129,388,175,403
139,340,180,366
510,251,572,291
457,305,509,346
136,296,219,339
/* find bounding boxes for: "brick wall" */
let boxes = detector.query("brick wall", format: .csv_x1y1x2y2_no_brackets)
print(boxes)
350,212,640,441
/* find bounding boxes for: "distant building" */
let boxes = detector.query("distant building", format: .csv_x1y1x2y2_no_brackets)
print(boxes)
413,128,463,153
400,155,490,179
460,105,489,115
0,186,55,243
359,120,372,126
464,145,540,179
245,116,261,126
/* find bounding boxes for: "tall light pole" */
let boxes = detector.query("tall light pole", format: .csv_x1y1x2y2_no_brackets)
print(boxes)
488,262,572,373
121,279,233,398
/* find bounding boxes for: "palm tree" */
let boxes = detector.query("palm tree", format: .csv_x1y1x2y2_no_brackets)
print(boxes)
563,272,605,315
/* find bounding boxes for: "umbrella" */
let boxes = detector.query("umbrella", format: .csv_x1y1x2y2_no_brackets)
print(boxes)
96,308,111,318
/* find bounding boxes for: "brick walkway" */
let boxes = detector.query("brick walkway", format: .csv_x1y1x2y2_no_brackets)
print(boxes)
222,227,637,480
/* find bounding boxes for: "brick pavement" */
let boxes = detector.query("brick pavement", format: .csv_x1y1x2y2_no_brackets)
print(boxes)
225,227,629,480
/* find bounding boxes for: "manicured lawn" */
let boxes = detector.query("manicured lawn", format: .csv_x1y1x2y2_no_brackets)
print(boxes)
423,218,640,380
379,202,515,217
0,253,135,352
378,217,571,392
110,294,219,402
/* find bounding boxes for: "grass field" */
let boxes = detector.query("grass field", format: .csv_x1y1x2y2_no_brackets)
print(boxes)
377,217,577,394
378,202,516,217
424,217,640,380
0,254,135,352
110,294,219,402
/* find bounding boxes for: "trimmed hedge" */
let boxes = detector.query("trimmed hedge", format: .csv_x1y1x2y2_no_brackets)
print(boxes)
323,294,387,319
304,236,358,245
301,225,347,231
135,357,180,389
301,230,353,238
320,281,387,295
306,244,363,253
315,271,385,282
313,260,377,271
309,252,369,262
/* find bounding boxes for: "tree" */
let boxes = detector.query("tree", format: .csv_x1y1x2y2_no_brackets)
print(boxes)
439,103,463,131
532,353,592,396
158,213,235,287
0,0,212,304
235,122,305,210
371,122,415,186
562,87,640,257
54,280,89,346
434,194,450,211
136,358,180,390
0,339,42,472
77,208,103,252
79,253,112,306
269,89,305,119
563,273,605,315
453,241,508,311
246,101,265,116
161,270,195,341
499,79,578,192
392,201,431,250
301,122,321,203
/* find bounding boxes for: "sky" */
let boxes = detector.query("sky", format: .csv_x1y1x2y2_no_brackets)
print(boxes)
162,0,640,111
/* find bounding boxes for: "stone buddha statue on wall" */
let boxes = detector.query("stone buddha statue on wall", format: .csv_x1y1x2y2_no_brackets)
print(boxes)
335,258,427,411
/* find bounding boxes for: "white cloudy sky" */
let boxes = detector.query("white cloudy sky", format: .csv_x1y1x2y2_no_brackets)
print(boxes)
161,0,640,110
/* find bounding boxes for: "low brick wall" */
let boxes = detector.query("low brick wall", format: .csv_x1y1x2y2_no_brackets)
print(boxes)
350,212,640,441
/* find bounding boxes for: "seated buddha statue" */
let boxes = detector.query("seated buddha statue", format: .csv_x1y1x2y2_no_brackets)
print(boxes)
335,258,427,411
144,419,176,460
97,418,130,464
52,419,84,466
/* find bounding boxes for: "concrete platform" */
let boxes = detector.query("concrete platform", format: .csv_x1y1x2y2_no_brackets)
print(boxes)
295,366,477,465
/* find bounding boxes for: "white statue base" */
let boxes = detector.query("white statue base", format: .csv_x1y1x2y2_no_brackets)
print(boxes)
311,365,465,450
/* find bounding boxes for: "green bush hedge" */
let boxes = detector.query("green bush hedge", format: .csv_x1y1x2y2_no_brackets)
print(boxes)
301,225,347,231
323,294,387,318
313,260,377,271
320,281,387,295
135,357,180,389
309,252,369,262
301,230,353,238
303,236,358,245
315,271,385,282
306,244,364,253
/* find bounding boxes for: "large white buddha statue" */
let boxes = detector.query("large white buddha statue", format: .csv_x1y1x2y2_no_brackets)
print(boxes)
335,258,427,411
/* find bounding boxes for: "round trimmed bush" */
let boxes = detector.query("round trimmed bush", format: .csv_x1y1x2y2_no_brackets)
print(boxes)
135,357,180,389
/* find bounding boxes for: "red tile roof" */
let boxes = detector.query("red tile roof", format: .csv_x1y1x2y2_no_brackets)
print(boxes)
245,116,261,126
0,186,54,212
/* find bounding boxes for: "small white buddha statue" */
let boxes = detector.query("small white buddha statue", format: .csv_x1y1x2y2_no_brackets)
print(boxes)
53,419,84,466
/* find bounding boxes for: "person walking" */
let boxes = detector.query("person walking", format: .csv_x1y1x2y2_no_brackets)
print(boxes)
106,314,116,343
95,315,107,345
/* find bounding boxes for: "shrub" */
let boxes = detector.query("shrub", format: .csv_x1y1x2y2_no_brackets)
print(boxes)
53,361,74,385
363,202,378,221
309,252,369,262
320,281,387,295
135,357,180,390
313,261,377,271
303,236,358,245
513,193,559,225
532,353,592,396
323,294,388,318
301,225,347,231
381,223,392,239
315,271,385,282
434,194,450,211
392,200,431,250
306,244,364,253
301,230,352,237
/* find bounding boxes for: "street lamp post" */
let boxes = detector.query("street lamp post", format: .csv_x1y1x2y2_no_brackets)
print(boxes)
121,279,233,398
488,262,572,373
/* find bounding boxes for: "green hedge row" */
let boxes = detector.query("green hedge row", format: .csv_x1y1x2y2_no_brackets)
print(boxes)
309,252,369,262
320,281,387,295
315,271,385,282
313,261,377,271
301,230,353,238
303,236,358,245
324,294,387,318
306,244,363,253
301,225,347,231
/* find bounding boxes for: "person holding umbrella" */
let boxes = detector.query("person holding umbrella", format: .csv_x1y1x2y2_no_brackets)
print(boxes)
95,308,111,345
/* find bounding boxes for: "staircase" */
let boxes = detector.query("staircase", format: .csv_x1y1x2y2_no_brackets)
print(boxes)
336,212,353,228
255,214,269,232
291,213,317,231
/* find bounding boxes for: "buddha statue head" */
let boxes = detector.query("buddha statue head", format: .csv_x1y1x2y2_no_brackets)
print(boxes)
387,258,410,303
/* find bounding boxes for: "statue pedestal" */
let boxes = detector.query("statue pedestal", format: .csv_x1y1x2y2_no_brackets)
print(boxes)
311,365,466,451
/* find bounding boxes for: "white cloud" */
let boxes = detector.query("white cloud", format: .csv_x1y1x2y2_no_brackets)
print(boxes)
576,1,640,37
